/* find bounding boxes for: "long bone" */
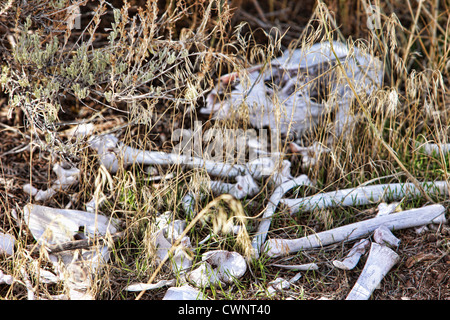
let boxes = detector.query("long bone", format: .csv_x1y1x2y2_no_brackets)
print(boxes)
89,134,279,180
264,204,446,258
251,174,313,257
280,181,449,215
345,242,399,300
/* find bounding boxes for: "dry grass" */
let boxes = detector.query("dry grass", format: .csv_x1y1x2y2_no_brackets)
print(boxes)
0,0,449,300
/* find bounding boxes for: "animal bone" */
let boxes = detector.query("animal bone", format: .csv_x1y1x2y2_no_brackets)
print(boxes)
267,272,302,296
202,250,247,283
290,141,330,170
0,269,13,285
251,175,313,257
187,250,247,288
281,181,449,215
152,216,193,274
210,174,259,199
268,159,293,187
264,204,446,257
269,262,319,271
89,134,248,177
373,225,400,248
333,239,370,270
346,242,399,300
0,232,15,256
23,163,80,201
22,204,118,300
89,134,283,183
419,142,450,156
201,41,383,137
125,279,176,292
162,284,206,300
376,202,401,217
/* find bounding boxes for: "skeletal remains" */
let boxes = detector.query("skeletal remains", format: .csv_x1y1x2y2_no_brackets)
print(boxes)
9,40,448,300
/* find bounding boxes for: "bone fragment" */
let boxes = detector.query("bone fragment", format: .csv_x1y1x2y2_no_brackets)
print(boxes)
201,41,383,137
376,202,401,217
264,204,446,257
202,250,247,284
281,181,448,215
267,272,302,296
162,284,206,300
346,242,399,300
419,142,450,155
290,142,330,170
373,225,400,248
333,239,370,270
22,204,118,300
0,232,15,256
251,175,313,257
125,279,176,292
210,174,259,199
152,217,193,273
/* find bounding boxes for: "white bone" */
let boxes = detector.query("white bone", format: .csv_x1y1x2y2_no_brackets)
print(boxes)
346,242,399,300
376,202,401,217
23,184,38,196
0,232,15,256
264,204,446,257
419,142,450,155
0,269,13,285
280,181,449,215
267,272,302,296
152,217,193,274
251,175,313,257
210,174,259,199
162,284,206,300
269,262,318,271
23,163,80,202
22,204,118,300
267,277,291,295
201,41,383,137
90,134,279,180
373,225,400,248
268,160,293,187
125,279,176,292
290,142,330,170
202,250,247,284
186,262,223,288
333,239,370,270
89,134,248,177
